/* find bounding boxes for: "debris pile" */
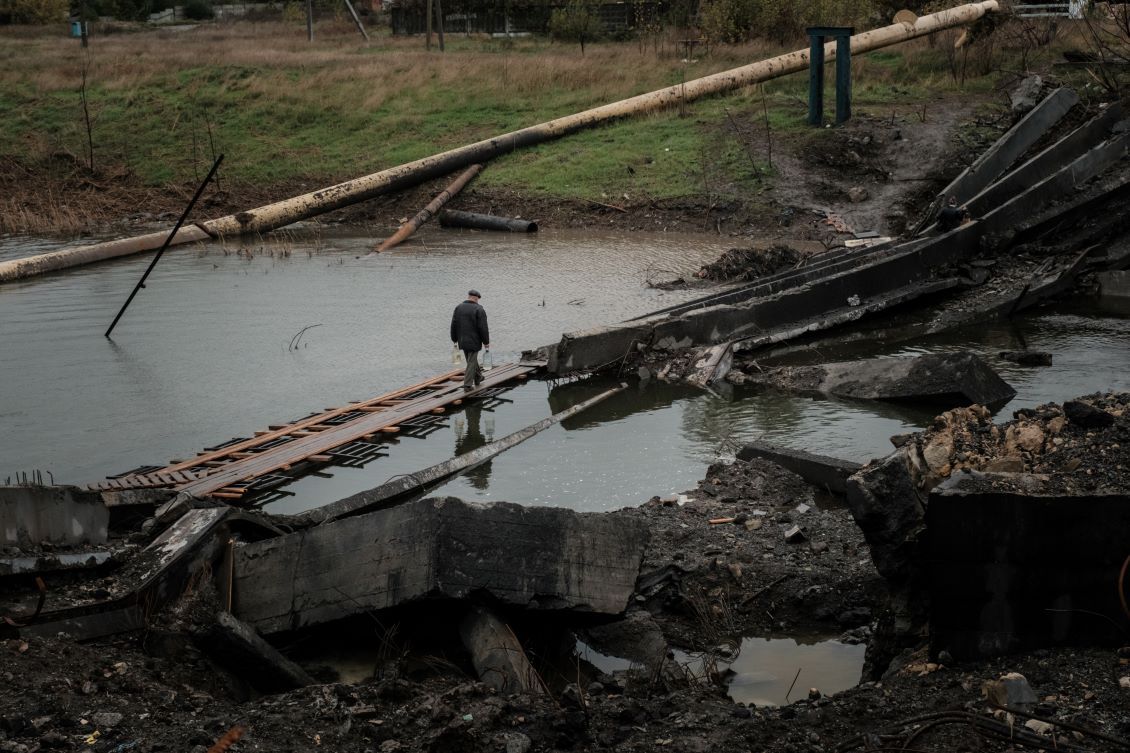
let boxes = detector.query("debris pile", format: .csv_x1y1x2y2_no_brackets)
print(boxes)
904,392,1128,493
695,245,805,282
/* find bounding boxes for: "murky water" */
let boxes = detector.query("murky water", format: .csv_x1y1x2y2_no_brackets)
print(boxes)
2,227,1128,514
0,227,730,484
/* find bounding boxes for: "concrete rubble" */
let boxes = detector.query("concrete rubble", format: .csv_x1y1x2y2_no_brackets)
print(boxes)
729,351,1016,408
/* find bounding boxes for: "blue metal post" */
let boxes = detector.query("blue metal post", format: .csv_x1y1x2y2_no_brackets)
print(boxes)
807,32,824,126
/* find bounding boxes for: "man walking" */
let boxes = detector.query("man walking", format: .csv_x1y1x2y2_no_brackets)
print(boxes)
936,196,969,232
451,289,490,391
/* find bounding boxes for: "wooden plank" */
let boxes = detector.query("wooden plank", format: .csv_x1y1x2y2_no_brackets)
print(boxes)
176,363,535,498
130,369,464,476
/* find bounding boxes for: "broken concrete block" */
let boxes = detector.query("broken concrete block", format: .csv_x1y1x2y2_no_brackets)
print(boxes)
0,551,111,576
459,606,547,695
928,471,1130,660
844,449,925,585
232,498,649,635
1,485,108,547
750,352,1016,409
737,441,861,495
784,525,806,543
196,611,315,693
1097,270,1130,302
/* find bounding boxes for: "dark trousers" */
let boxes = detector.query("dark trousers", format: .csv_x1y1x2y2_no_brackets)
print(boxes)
463,350,482,388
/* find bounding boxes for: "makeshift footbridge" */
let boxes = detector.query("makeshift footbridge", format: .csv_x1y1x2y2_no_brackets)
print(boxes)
90,361,543,503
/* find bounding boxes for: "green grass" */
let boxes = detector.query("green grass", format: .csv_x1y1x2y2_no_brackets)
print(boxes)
0,22,1028,202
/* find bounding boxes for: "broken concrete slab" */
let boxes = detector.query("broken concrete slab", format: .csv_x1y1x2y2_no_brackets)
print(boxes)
196,611,315,693
0,551,111,576
736,441,862,495
19,508,281,641
1098,270,1130,301
744,352,1016,408
926,470,1130,660
460,606,548,695
232,497,649,635
844,449,925,587
965,104,1123,220
549,321,656,374
938,87,1079,207
1,485,108,547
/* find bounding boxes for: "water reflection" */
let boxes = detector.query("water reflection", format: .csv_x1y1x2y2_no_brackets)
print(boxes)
453,402,495,490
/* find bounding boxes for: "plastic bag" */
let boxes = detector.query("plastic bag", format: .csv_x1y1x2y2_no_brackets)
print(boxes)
452,345,464,366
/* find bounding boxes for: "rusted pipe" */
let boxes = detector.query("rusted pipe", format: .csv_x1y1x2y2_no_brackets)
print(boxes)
374,163,482,252
438,209,538,233
0,0,999,284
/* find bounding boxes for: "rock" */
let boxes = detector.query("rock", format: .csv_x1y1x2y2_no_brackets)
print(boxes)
1120,676,1130,689
38,731,68,749
808,688,822,700
1064,400,1115,429
984,456,1024,473
982,672,1037,708
999,351,1052,366
1010,75,1044,115
1025,719,1055,735
784,525,806,543
848,186,869,203
561,684,585,708
505,733,532,753
1046,416,1066,435
922,435,955,473
379,741,402,753
637,366,651,381
1005,423,1044,454
1064,457,1082,472
727,562,743,581
744,518,762,531
90,712,123,729
811,541,829,554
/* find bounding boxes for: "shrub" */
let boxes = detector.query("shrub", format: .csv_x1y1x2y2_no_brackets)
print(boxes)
183,0,213,19
548,0,603,53
7,0,68,22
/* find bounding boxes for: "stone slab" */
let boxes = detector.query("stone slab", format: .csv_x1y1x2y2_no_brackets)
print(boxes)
926,471,1130,660
737,441,862,494
1,485,108,547
232,497,649,635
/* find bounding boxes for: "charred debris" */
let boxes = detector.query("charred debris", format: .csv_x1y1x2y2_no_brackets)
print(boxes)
2,83,1130,752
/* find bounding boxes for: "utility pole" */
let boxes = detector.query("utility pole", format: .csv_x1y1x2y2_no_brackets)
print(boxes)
306,0,314,41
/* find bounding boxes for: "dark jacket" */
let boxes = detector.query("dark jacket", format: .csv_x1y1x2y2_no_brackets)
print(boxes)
451,300,489,352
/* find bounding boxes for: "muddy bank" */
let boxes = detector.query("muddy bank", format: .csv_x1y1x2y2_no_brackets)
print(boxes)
3,393,1130,752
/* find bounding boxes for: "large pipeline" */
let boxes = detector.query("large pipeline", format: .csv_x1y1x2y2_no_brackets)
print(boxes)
0,0,999,284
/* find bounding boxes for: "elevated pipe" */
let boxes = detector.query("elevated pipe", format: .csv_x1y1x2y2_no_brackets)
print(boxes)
0,0,999,284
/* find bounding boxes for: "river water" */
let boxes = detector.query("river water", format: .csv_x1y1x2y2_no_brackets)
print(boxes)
2,229,1129,515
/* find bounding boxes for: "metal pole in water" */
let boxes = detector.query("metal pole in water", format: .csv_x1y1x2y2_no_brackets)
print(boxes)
104,154,224,339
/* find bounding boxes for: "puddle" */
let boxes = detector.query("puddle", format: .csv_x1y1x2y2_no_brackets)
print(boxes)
575,639,637,675
677,636,866,707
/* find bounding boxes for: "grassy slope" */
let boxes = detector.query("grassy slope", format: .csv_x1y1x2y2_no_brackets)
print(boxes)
0,18,1086,211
